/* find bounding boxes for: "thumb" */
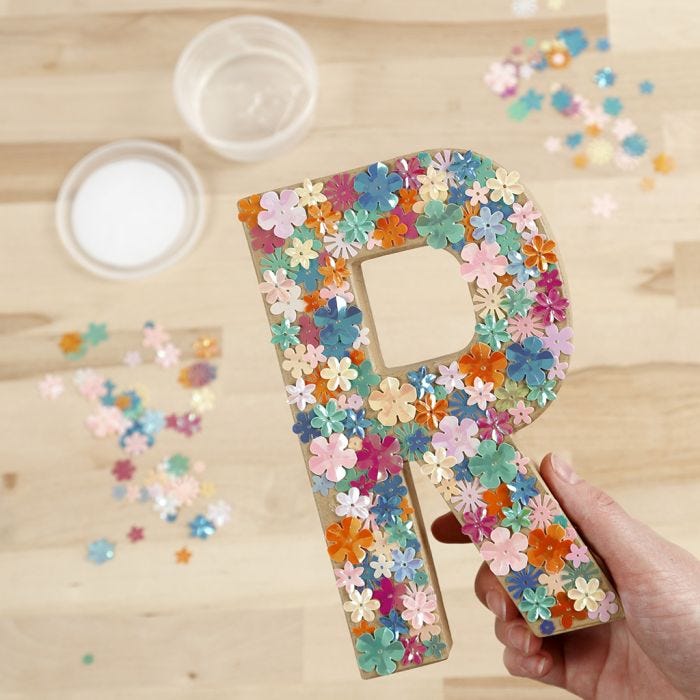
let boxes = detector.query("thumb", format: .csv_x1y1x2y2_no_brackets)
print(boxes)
540,453,664,582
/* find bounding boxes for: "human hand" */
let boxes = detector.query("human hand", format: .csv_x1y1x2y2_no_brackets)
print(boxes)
432,453,700,699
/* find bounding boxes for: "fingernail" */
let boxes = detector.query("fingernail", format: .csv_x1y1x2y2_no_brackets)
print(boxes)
486,591,506,620
509,626,534,654
552,453,581,484
521,654,547,676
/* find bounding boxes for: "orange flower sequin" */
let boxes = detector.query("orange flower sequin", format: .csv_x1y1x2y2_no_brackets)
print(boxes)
326,516,373,564
373,214,407,248
399,497,414,522
303,290,325,312
319,256,350,286
306,201,341,236
348,349,365,365
415,394,448,429
522,235,558,272
308,369,338,403
527,523,573,574
352,620,376,637
551,591,588,629
483,483,512,517
237,194,262,228
398,187,419,213
59,332,83,354
458,342,507,388
193,336,220,359
462,202,480,242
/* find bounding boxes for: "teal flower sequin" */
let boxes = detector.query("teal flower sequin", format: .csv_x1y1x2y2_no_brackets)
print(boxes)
352,360,381,397
270,320,300,350
416,200,465,249
502,287,534,318
518,586,556,622
424,634,447,659
261,248,295,277
468,439,517,488
475,314,510,350
501,502,532,532
386,519,414,547
527,379,557,407
338,208,375,244
311,399,347,436
356,627,405,675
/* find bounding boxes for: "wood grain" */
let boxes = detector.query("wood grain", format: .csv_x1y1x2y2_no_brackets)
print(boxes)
0,1,698,698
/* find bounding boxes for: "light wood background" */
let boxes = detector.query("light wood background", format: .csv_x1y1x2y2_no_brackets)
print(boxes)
1,1,699,698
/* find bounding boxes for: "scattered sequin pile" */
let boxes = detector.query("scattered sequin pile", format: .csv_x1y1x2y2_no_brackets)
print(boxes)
484,26,675,214
238,149,621,677
41,323,230,565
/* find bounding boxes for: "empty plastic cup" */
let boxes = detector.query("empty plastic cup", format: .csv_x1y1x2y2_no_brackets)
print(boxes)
173,16,318,161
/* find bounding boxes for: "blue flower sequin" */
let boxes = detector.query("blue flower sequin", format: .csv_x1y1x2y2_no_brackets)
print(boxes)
353,161,402,212
506,336,555,387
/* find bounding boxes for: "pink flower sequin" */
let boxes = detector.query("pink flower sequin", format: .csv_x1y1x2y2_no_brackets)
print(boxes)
308,433,358,483
431,415,479,460
480,526,528,576
460,241,508,289
257,189,307,239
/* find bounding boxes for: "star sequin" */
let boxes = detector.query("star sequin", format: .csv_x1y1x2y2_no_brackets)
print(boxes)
543,136,561,153
38,374,64,400
188,514,216,539
112,459,136,481
207,500,232,527
87,538,115,564
591,193,618,218
123,350,142,367
155,343,181,368
127,526,144,542
142,321,170,349
639,80,654,95
593,67,616,88
165,412,202,437
652,153,675,174
175,547,192,564
194,336,220,359
83,323,108,346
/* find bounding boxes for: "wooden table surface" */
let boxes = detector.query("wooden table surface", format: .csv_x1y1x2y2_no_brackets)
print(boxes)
1,1,699,698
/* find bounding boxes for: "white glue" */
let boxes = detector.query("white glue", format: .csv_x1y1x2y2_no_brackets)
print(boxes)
71,158,186,269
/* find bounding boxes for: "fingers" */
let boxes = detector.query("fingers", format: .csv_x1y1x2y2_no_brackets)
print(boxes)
503,646,554,680
431,512,470,543
495,618,543,656
475,562,519,621
539,453,670,581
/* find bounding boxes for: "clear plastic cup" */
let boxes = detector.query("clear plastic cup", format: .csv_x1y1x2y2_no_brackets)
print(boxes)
173,15,318,161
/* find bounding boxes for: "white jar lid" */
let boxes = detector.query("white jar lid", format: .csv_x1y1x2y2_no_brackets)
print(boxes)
55,139,206,279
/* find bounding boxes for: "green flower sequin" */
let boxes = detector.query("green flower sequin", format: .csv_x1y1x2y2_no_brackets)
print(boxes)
356,627,405,676
270,320,300,350
501,502,532,532
502,287,534,318
352,360,381,397
416,200,465,249
311,399,347,436
528,379,557,407
475,314,511,350
338,208,375,244
494,378,529,411
424,634,447,659
518,586,556,622
468,439,517,488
